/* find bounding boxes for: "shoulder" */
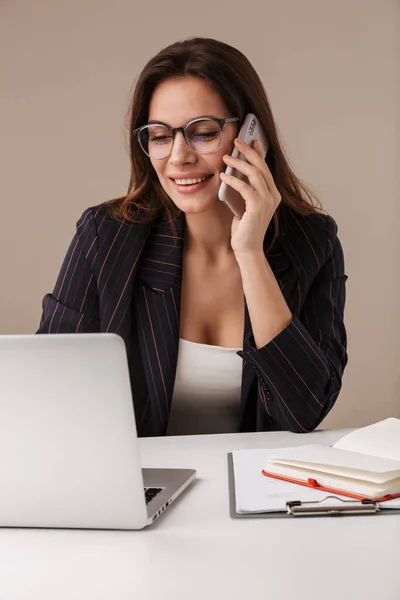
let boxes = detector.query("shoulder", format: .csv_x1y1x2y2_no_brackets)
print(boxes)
282,206,338,245
79,202,135,231
73,202,155,270
76,201,153,240
279,206,341,276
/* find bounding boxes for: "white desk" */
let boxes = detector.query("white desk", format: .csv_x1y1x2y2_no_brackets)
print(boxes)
1,429,399,599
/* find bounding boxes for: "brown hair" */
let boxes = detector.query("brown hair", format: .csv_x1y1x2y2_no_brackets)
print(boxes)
107,37,322,242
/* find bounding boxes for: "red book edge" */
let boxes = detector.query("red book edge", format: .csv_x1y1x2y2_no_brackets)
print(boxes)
261,469,400,503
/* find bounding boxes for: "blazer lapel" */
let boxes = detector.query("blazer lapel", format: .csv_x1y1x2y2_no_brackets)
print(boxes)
96,212,152,345
133,212,185,435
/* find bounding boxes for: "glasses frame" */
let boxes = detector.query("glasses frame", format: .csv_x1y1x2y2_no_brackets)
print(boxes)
133,116,240,159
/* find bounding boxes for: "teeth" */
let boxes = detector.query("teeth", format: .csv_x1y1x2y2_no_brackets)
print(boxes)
174,176,209,185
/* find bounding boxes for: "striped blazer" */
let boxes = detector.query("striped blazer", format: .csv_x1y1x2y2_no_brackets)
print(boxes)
37,203,348,436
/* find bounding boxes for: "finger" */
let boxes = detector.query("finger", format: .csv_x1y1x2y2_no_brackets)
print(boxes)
252,140,263,158
220,172,270,216
223,154,267,193
219,172,264,213
234,138,266,167
220,171,252,200
234,139,279,196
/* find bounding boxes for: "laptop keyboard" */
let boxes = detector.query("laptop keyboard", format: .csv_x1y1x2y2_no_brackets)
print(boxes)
144,487,162,504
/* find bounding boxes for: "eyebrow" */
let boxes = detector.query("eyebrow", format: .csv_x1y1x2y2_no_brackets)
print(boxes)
147,120,170,127
146,116,221,127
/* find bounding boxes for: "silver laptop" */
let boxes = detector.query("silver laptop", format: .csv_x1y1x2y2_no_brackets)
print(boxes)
0,333,196,529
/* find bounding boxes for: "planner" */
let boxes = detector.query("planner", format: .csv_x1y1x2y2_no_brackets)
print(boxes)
263,418,400,500
228,418,400,518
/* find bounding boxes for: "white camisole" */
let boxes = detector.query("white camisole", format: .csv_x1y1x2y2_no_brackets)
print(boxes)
166,338,243,436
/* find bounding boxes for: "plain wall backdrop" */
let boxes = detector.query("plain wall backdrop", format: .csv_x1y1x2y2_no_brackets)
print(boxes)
0,0,399,428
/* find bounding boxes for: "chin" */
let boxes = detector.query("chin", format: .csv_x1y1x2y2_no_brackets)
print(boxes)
171,196,219,214
164,183,219,214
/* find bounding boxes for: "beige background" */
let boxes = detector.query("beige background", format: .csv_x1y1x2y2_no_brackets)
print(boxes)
0,0,399,428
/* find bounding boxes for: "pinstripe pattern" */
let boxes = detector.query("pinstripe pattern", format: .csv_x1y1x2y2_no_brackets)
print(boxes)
37,203,347,436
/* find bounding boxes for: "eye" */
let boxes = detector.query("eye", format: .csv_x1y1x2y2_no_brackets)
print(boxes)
191,131,219,142
150,135,172,145
147,125,172,145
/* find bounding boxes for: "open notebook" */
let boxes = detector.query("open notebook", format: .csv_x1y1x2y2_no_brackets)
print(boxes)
230,418,400,516
263,418,400,499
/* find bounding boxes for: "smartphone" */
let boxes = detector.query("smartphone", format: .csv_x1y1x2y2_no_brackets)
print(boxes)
218,113,269,218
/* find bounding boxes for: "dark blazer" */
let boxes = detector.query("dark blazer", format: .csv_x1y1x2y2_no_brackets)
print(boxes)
37,203,347,437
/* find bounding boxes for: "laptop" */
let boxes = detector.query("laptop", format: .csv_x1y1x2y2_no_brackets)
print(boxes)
0,333,196,529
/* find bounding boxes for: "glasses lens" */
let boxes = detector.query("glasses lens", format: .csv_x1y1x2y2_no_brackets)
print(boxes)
139,125,172,159
186,119,221,154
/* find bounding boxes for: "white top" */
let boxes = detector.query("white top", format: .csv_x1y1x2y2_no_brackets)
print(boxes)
166,338,243,435
2,429,399,600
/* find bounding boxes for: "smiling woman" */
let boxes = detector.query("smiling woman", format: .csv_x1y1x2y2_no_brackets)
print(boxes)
37,37,348,437
143,77,240,216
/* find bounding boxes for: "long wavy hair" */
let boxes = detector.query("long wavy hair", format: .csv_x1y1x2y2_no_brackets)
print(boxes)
107,37,321,243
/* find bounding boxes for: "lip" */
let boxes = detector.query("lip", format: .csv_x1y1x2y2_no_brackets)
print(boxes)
168,173,213,180
169,174,214,194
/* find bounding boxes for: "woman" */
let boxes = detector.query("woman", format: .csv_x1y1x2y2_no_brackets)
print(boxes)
37,37,348,437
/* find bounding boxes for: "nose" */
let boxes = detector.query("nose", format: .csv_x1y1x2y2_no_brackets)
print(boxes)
168,131,196,166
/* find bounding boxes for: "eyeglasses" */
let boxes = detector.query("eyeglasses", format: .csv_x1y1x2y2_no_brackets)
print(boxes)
134,116,239,160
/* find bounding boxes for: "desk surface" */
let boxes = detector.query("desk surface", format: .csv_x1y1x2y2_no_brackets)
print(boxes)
1,429,399,600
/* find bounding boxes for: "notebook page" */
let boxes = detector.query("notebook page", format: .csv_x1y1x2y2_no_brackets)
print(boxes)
268,444,400,482
333,418,400,461
266,460,400,497
232,448,400,513
233,449,350,513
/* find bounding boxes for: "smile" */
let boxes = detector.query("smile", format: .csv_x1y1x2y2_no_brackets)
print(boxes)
171,175,213,186
169,174,214,195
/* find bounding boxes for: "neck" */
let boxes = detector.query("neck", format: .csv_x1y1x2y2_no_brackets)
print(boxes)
183,202,235,260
